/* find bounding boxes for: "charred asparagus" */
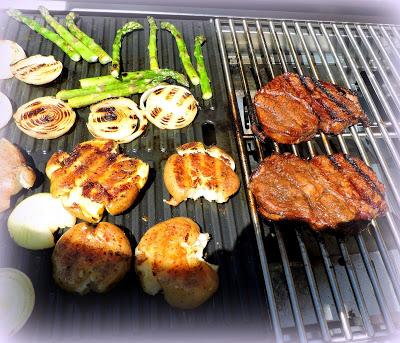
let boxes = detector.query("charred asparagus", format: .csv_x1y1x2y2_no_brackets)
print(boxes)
194,35,212,99
67,80,159,108
7,9,80,62
38,6,97,62
79,69,189,88
66,12,111,64
147,16,159,70
161,22,199,85
111,21,143,78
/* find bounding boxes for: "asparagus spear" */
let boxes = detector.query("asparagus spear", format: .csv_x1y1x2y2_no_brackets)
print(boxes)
194,35,212,100
161,22,199,85
79,69,189,88
66,12,111,64
6,9,81,62
38,6,97,63
67,80,159,108
147,16,159,70
57,74,172,100
111,21,143,78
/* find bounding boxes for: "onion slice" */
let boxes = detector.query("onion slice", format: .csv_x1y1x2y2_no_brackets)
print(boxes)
13,96,76,139
0,268,35,336
0,40,26,79
11,55,63,85
87,97,148,143
0,92,13,129
7,193,76,250
140,85,198,130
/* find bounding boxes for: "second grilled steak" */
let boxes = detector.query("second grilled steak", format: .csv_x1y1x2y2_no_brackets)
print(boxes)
253,73,368,144
249,153,387,231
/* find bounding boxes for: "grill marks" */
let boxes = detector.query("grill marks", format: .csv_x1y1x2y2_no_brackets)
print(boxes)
13,96,76,139
164,142,240,206
172,154,222,192
141,85,198,130
253,72,368,144
46,140,149,222
87,98,148,143
249,153,387,231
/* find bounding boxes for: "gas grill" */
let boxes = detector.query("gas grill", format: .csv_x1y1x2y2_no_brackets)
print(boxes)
0,7,399,343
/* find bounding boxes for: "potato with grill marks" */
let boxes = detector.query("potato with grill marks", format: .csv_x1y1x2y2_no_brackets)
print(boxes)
46,139,149,223
163,142,240,206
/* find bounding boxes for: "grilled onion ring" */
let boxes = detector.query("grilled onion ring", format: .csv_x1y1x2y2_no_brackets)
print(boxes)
13,96,76,139
87,98,147,143
140,85,198,130
11,55,63,85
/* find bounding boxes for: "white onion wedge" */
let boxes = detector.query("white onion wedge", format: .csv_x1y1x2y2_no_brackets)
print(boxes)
0,268,34,336
0,40,26,79
140,85,198,130
7,193,76,250
11,55,63,85
13,96,76,139
0,92,13,129
87,97,147,143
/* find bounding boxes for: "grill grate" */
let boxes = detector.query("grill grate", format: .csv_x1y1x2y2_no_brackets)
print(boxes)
215,18,400,342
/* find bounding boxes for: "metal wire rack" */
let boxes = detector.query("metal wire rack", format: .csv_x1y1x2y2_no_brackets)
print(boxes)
214,18,400,342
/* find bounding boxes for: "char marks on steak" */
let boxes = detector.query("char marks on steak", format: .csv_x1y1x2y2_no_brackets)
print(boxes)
249,153,386,231
253,73,368,144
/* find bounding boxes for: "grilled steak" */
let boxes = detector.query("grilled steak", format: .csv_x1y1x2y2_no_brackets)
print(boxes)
253,73,368,144
249,153,387,231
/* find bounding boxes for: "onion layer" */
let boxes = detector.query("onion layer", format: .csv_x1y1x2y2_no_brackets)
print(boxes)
140,85,198,130
13,96,76,139
0,92,13,129
11,55,63,85
0,40,26,79
0,268,35,336
87,97,147,143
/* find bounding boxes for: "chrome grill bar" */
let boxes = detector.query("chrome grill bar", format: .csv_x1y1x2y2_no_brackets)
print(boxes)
214,18,284,343
278,20,354,340
379,26,400,61
368,26,400,85
215,16,400,342
291,23,397,335
356,26,400,117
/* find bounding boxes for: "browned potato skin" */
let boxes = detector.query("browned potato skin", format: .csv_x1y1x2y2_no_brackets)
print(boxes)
135,217,219,309
46,139,149,223
52,222,132,294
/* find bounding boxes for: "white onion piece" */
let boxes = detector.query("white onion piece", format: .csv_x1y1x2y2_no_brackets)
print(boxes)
11,55,63,85
140,85,198,130
13,96,76,139
0,268,34,336
0,40,26,79
87,97,147,143
7,193,76,250
0,92,13,129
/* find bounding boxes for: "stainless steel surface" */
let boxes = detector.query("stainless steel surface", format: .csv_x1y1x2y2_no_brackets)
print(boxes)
215,16,400,342
2,0,399,24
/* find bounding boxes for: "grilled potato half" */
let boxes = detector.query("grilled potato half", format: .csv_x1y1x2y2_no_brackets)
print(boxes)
46,139,149,223
52,222,132,294
135,217,219,309
163,142,240,206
